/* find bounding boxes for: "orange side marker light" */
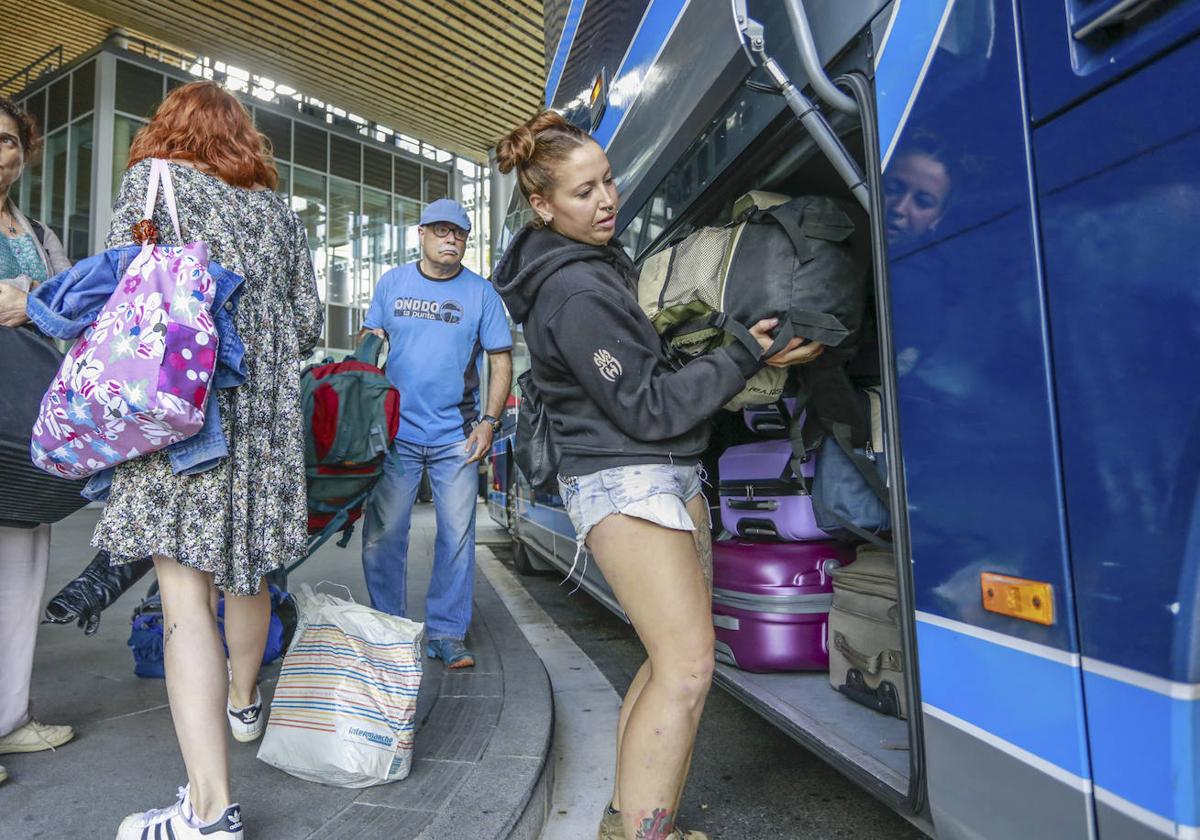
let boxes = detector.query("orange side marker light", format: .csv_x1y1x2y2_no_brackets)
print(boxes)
981,573,1054,626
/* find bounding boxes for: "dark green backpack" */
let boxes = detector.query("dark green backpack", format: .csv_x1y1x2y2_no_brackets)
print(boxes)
301,335,399,549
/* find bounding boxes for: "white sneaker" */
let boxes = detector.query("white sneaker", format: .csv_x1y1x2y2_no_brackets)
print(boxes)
227,689,265,743
0,719,74,754
116,785,244,839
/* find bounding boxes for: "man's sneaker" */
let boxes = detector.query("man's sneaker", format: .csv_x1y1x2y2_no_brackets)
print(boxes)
227,689,265,743
426,638,475,669
117,785,244,839
598,808,708,840
0,764,7,785
0,720,74,755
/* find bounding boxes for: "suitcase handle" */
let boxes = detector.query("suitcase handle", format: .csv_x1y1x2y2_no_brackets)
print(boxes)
750,417,787,434
838,670,903,718
727,499,779,511
736,519,780,538
833,631,903,675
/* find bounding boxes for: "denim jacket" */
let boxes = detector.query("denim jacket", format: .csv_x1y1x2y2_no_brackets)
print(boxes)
27,244,247,501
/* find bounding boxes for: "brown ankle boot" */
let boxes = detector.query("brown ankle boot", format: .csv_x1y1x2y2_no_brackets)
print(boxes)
597,807,624,840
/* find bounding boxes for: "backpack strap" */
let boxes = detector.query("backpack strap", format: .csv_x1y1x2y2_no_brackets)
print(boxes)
662,311,794,360
353,333,385,366
755,202,811,264
29,219,46,247
825,415,889,502
782,388,892,548
786,366,891,503
143,159,184,243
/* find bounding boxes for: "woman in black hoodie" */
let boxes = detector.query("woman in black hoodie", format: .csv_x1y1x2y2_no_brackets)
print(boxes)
493,112,823,840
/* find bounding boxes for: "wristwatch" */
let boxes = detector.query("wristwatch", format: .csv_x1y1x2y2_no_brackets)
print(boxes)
477,414,502,433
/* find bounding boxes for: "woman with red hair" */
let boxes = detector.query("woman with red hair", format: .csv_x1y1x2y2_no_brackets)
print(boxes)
94,81,322,839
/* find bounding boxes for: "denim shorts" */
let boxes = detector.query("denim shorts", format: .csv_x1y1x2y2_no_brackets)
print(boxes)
558,463,704,545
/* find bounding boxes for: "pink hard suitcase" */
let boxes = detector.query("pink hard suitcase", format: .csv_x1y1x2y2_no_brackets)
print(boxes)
718,439,829,541
711,540,853,672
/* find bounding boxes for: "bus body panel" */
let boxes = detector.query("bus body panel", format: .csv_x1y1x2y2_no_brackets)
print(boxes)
543,0,584,101
546,0,655,118
878,2,1095,834
1017,0,1200,123
1032,17,1200,835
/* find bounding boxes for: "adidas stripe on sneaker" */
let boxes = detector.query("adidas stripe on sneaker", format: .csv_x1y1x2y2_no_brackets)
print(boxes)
116,785,244,839
227,690,265,743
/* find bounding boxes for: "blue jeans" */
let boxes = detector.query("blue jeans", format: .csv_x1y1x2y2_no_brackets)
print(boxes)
361,439,478,640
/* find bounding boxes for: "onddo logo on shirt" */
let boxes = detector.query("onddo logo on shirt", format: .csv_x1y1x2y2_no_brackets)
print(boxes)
394,297,463,324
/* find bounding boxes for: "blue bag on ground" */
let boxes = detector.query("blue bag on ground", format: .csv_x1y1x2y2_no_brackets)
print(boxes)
129,596,167,679
128,584,297,679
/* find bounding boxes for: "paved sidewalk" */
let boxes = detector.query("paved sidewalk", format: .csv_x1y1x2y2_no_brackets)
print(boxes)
0,503,551,839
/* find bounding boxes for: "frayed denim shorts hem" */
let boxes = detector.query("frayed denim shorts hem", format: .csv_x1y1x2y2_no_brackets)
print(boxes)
557,463,703,545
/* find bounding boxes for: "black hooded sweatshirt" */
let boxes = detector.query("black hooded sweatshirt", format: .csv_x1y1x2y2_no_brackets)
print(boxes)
492,225,764,476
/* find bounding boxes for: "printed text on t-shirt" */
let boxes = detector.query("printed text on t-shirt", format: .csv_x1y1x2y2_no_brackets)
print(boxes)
393,297,464,324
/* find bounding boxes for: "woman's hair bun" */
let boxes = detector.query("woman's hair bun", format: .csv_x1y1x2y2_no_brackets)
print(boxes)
495,124,536,174
495,110,579,174
495,110,590,200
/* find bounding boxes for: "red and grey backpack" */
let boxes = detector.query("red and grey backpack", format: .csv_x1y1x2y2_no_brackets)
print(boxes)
301,334,399,549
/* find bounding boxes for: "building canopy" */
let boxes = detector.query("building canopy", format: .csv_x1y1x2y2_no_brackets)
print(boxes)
1,0,545,162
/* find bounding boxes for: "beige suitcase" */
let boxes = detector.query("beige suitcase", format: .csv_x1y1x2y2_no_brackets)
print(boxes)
828,545,907,718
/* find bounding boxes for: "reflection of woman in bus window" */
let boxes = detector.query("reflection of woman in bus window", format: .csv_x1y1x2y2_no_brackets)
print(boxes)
493,111,824,840
884,130,955,248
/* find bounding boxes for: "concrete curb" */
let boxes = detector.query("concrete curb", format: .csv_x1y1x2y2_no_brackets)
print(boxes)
305,558,555,839
414,554,555,839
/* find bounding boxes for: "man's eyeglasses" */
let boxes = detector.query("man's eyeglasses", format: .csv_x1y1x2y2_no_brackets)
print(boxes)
427,223,468,242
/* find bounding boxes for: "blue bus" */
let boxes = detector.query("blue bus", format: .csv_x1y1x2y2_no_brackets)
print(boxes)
488,1,1200,836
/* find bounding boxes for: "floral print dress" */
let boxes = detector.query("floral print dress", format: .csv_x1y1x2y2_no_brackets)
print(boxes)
92,160,323,594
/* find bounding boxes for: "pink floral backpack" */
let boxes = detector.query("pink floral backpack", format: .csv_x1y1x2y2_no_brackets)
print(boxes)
32,159,219,479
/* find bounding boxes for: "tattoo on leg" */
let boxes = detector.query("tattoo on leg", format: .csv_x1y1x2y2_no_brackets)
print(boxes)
694,524,713,592
634,808,675,839
164,622,177,646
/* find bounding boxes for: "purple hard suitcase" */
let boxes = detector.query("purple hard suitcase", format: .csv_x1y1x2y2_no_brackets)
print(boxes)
719,439,829,541
712,540,853,672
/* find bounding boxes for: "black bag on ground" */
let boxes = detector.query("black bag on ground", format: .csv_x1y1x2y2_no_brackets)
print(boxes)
43,551,154,635
0,326,87,527
514,369,560,494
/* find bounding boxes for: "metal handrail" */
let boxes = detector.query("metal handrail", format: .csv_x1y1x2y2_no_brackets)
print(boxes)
782,0,859,114
730,0,869,210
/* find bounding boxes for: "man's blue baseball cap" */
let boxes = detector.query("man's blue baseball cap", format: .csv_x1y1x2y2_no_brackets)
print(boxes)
419,198,472,233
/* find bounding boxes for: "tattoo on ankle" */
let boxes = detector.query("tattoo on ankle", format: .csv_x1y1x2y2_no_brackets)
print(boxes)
164,622,177,646
634,808,675,839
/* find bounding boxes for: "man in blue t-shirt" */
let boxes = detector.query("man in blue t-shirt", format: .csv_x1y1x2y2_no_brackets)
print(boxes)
360,199,512,668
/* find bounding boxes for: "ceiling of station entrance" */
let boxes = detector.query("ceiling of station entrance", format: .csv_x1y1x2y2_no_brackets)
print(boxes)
1,0,546,161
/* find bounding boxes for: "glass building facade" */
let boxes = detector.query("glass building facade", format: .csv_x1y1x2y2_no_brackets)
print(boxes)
14,44,491,358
